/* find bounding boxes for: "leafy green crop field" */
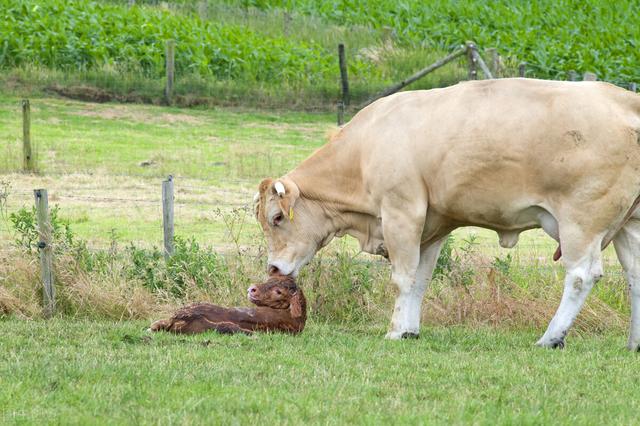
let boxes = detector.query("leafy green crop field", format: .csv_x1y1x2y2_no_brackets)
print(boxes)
1,319,638,425
1,0,338,83
5,0,637,109
259,0,640,82
5,0,639,82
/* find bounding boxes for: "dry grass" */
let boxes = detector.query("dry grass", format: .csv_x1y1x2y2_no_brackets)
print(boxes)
0,233,630,336
424,263,626,334
0,220,630,336
0,249,160,320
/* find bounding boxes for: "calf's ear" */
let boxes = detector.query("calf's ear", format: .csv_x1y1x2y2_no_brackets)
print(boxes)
290,291,303,318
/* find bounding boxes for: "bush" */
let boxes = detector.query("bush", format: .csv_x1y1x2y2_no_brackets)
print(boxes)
127,237,232,296
10,206,75,254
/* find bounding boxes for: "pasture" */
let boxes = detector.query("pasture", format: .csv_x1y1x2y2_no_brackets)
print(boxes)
2,320,639,425
0,95,637,424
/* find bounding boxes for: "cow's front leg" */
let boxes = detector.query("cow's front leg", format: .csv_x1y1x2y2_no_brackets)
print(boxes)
385,238,447,339
380,202,429,340
386,268,421,339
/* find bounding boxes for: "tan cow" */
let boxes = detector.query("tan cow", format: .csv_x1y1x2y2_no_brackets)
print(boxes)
255,78,640,349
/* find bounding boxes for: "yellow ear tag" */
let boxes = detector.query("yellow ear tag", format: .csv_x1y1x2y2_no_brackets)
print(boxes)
289,207,294,222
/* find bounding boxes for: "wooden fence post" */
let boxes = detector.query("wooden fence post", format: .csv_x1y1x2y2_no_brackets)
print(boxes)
468,46,494,79
283,10,292,36
34,189,54,317
466,42,477,80
583,72,597,81
518,63,527,77
197,1,207,20
487,48,500,77
164,40,175,104
22,99,34,172
338,43,350,108
337,101,345,126
162,176,174,260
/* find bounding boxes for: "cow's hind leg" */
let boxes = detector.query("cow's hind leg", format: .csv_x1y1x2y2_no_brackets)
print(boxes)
613,219,640,351
536,230,604,348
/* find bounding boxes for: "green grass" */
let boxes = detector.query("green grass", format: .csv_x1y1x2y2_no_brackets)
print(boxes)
0,95,332,179
0,94,335,246
1,319,637,425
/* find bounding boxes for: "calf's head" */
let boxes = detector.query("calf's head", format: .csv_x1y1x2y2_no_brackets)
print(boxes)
247,276,304,318
255,177,332,277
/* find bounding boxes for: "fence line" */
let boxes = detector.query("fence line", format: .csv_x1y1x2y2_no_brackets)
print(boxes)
34,188,54,317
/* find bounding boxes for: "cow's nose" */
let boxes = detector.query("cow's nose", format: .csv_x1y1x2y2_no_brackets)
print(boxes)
248,285,258,294
268,264,280,276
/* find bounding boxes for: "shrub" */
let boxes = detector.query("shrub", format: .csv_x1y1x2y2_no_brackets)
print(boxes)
9,206,75,253
127,237,232,296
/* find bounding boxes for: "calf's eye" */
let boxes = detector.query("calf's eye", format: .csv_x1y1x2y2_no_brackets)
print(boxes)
273,213,283,226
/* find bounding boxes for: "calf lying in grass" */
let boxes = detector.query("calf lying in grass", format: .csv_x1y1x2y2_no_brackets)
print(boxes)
150,276,306,335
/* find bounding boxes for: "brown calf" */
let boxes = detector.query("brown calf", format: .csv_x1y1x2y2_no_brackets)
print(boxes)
149,276,306,335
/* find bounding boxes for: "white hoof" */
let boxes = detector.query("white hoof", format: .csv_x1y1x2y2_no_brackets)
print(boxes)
535,336,565,349
385,330,419,340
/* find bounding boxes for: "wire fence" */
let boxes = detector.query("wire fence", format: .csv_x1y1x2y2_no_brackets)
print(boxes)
1,177,629,278
0,44,638,272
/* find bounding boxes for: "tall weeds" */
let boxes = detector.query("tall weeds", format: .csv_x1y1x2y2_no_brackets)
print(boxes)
0,205,629,334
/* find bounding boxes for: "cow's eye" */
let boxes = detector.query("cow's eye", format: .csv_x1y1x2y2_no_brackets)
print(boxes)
272,213,284,226
275,289,282,295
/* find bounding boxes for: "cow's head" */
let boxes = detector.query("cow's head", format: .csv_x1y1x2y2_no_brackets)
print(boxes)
255,177,333,277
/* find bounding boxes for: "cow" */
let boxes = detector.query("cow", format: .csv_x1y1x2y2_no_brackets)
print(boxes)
254,78,640,349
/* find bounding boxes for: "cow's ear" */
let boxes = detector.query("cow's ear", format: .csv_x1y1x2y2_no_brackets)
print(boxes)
274,178,300,223
258,178,274,197
256,178,273,220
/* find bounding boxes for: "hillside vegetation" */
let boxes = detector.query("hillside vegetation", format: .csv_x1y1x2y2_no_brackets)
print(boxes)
3,0,637,108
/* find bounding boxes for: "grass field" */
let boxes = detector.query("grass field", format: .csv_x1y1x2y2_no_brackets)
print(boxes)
1,93,638,423
1,319,639,425
3,1,640,421
0,95,333,246
0,94,553,250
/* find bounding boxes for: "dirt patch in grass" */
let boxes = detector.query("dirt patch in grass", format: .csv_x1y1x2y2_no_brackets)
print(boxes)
245,121,323,134
47,84,117,103
71,105,202,125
